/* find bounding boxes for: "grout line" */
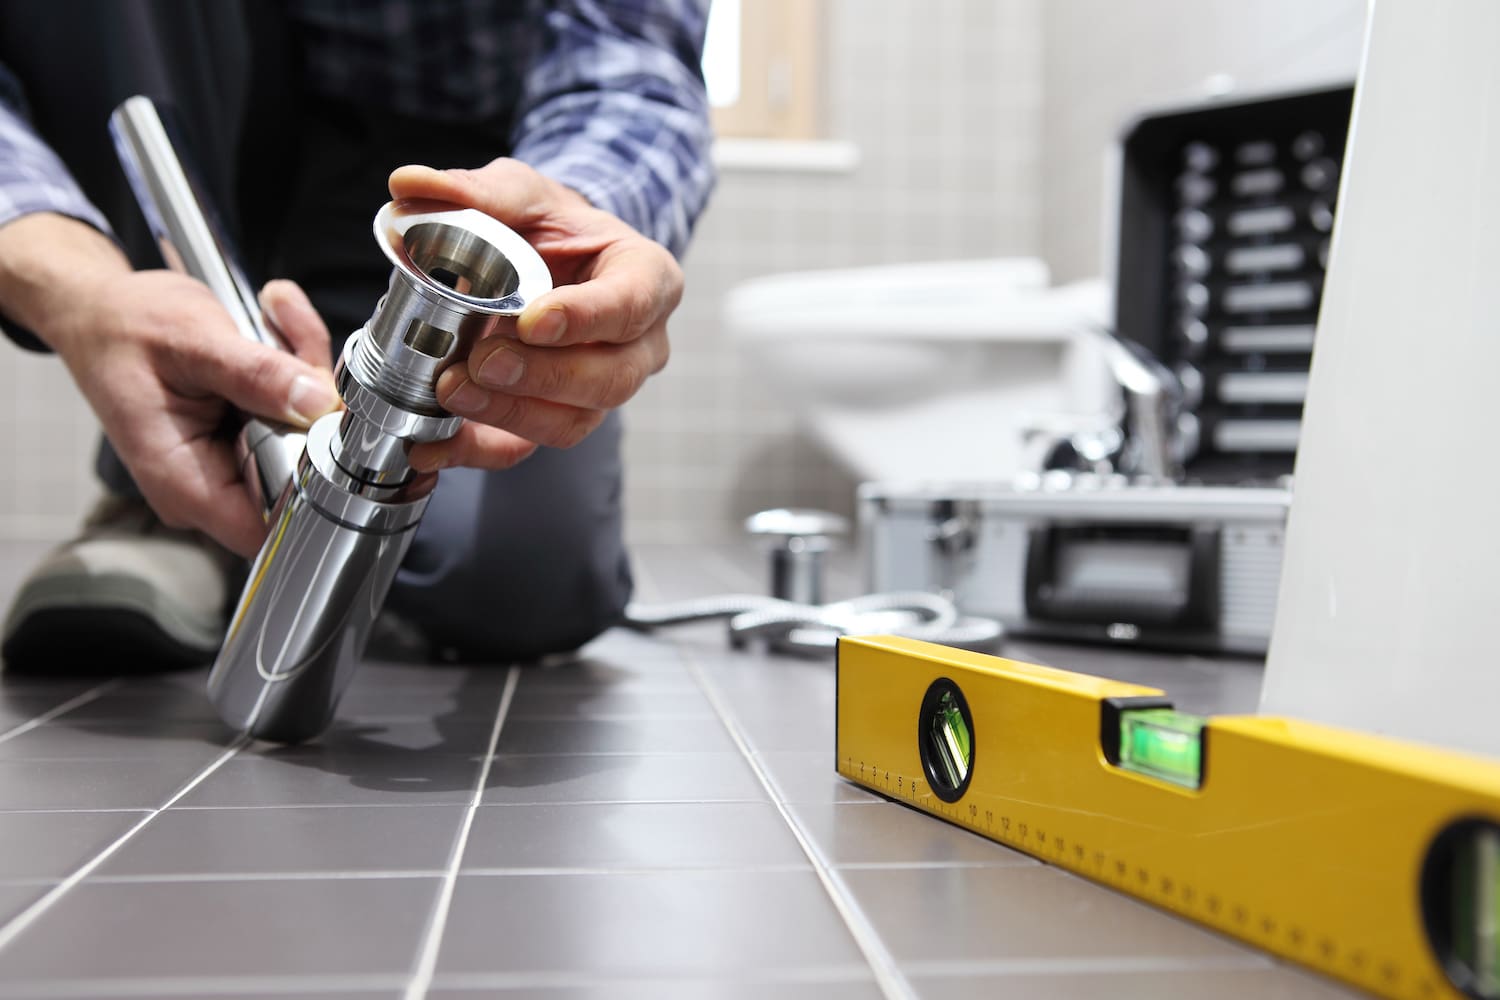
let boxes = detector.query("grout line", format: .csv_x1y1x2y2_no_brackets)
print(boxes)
630,559,916,1000
684,654,915,1000
0,736,247,954
403,665,519,1000
83,863,817,883
471,796,772,807
429,966,874,990
0,973,408,998
0,807,154,816
87,870,446,884
0,680,122,746
833,860,1037,871
900,954,1275,978
459,863,811,877
506,710,717,718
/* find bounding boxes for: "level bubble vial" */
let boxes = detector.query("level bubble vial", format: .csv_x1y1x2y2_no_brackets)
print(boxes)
918,678,975,803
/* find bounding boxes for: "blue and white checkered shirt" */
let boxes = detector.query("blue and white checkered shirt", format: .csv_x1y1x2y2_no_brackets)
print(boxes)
0,0,714,257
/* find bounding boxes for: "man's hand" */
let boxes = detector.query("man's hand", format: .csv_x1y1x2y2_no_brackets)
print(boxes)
0,214,339,556
387,160,683,472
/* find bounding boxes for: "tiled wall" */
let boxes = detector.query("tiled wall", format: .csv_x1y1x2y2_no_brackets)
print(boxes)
0,345,101,539
0,0,1367,546
622,0,1046,545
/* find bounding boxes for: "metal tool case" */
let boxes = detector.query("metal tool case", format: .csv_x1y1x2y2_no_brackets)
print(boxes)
860,479,1288,655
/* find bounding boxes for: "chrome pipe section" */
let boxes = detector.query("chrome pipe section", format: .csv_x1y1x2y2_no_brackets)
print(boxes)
208,199,552,742
108,95,304,512
744,509,849,606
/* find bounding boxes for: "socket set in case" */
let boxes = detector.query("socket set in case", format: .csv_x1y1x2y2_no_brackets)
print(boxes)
1114,83,1354,483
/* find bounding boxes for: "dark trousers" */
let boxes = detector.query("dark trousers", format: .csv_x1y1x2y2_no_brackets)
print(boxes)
99,97,633,660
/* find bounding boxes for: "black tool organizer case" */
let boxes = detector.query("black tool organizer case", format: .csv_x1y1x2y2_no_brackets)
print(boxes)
1113,84,1355,483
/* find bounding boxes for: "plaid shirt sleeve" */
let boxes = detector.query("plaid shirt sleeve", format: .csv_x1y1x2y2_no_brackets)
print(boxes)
0,68,112,238
0,64,114,349
510,0,716,258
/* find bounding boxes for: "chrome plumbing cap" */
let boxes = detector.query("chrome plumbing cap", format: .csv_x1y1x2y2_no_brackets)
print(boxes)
744,508,849,541
375,198,552,316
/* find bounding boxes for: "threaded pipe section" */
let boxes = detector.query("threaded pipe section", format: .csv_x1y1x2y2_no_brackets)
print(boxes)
346,326,443,414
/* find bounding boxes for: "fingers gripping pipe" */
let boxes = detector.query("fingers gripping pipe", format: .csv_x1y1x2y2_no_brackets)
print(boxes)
207,201,551,742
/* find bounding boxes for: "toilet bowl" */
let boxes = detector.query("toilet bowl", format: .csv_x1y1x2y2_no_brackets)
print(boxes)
725,258,1114,483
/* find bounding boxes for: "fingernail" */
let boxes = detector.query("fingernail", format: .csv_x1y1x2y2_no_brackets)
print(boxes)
444,378,488,415
257,286,286,332
476,345,525,387
525,308,567,344
287,373,339,424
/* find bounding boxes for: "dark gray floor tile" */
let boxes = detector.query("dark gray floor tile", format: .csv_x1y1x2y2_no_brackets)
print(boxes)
0,695,68,732
906,965,1358,998
0,882,52,925
482,752,766,805
435,870,864,976
697,659,835,704
177,753,480,808
333,682,503,723
0,810,146,879
755,751,881,804
0,682,108,719
429,979,882,998
843,865,1259,964
794,801,1036,868
274,717,498,756
573,629,695,664
56,678,221,724
342,661,497,694
96,805,466,877
0,756,218,811
513,656,697,692
725,706,835,753
463,802,806,871
495,718,734,755
507,687,713,720
0,720,233,761
1012,640,1265,716
0,877,437,981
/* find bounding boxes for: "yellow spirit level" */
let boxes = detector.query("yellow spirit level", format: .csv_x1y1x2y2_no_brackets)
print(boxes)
835,635,1500,1000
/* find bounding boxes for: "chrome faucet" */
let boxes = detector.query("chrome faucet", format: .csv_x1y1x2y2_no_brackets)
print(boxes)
1036,326,1189,481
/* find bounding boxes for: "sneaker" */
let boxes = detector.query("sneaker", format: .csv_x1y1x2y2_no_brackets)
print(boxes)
1,495,240,675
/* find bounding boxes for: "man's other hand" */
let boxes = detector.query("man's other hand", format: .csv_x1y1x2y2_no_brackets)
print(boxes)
387,159,683,473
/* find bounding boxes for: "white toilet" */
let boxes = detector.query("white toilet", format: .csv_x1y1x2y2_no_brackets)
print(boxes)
725,258,1115,483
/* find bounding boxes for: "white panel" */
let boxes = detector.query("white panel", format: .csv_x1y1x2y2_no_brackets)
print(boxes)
1262,0,1500,757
